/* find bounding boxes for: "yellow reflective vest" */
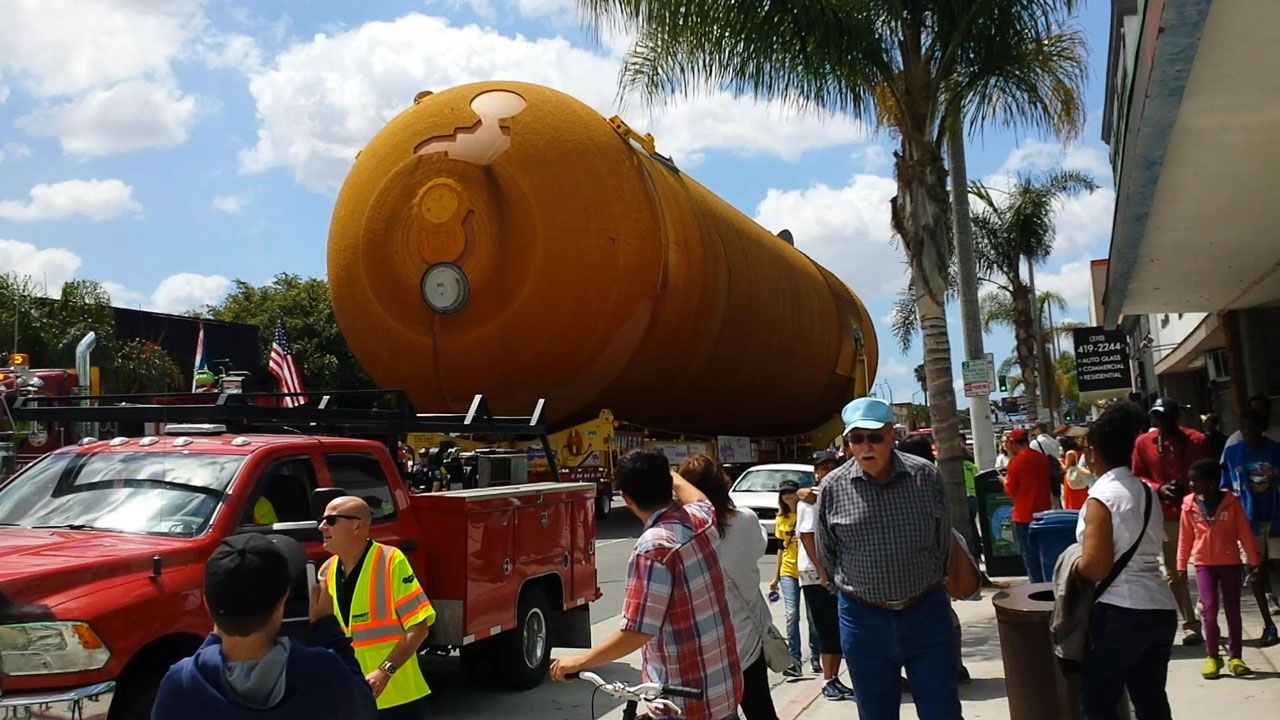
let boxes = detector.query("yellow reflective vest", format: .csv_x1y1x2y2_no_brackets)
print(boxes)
322,542,436,710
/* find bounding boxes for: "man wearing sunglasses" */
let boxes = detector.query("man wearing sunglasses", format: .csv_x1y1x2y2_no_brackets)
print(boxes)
318,496,436,719
815,397,960,720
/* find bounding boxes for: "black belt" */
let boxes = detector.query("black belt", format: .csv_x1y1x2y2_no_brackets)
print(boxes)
845,583,942,611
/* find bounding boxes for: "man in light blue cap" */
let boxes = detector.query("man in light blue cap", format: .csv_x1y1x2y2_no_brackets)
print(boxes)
815,397,960,720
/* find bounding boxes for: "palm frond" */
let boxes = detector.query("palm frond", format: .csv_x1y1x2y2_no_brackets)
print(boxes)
890,284,921,353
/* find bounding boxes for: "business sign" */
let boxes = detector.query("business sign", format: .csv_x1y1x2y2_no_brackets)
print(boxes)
716,435,754,463
1073,327,1134,400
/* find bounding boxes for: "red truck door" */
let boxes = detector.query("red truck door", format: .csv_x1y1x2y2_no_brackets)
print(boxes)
319,451,424,562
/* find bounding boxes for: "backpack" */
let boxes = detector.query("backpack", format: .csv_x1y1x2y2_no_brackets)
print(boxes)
1034,436,1064,495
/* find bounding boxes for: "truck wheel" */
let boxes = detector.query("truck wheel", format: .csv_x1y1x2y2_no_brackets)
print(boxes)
595,492,611,520
498,588,551,690
107,665,165,720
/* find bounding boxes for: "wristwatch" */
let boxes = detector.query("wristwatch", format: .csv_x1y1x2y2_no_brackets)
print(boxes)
379,660,399,675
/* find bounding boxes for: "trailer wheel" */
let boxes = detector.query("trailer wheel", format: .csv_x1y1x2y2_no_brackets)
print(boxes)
595,491,611,520
498,588,551,689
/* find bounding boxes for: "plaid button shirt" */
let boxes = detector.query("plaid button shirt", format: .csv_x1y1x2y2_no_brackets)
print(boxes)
815,451,951,603
620,499,742,720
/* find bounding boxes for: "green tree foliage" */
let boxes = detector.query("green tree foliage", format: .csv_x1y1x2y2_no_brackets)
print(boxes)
0,274,182,394
201,274,375,393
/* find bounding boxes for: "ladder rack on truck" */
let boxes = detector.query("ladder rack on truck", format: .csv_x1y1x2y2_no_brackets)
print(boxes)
7,389,561,480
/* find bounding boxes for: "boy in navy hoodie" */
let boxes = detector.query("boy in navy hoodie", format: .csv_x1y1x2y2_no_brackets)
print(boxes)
152,534,377,719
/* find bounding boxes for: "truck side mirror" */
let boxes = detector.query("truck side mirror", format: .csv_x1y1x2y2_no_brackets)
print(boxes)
311,487,347,519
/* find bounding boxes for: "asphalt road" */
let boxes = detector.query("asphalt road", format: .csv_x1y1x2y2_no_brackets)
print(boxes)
418,497,787,720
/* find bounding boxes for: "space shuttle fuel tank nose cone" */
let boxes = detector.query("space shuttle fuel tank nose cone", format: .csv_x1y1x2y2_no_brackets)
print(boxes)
328,81,878,436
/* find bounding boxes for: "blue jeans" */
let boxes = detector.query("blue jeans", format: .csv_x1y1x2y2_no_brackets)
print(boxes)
837,587,960,720
1014,521,1044,583
779,576,818,663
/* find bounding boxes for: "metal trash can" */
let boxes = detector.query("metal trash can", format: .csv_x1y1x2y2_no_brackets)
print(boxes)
992,583,1077,720
1029,510,1081,581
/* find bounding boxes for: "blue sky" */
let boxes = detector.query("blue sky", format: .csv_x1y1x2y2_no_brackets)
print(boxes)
0,0,1116,405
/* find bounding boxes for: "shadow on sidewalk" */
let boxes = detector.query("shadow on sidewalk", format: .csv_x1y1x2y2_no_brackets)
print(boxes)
957,677,1008,702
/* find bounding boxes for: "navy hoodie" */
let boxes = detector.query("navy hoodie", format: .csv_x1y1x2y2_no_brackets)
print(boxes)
151,616,377,720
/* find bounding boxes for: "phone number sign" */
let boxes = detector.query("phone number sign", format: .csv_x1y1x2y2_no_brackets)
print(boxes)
1073,327,1133,396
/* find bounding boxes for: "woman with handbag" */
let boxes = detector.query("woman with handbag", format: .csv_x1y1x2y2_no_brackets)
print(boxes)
1076,403,1178,719
1062,438,1093,510
679,454,782,720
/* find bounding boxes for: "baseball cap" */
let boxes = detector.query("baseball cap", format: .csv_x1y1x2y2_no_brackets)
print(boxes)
1007,428,1029,444
204,534,307,621
812,450,838,466
842,397,894,436
1150,397,1180,417
779,479,801,492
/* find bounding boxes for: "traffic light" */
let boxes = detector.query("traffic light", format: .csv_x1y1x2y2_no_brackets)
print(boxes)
1064,410,1074,422
998,375,1008,393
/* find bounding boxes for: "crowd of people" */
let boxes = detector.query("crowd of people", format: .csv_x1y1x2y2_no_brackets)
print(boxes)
151,392,1276,720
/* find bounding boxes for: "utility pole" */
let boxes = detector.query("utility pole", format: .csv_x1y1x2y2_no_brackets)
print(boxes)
947,121,996,471
1027,256,1054,427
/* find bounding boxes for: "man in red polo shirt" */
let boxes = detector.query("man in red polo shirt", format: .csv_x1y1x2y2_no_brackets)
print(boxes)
1132,397,1208,645
1003,428,1052,582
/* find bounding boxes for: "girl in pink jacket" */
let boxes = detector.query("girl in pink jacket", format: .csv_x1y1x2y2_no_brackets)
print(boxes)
1178,459,1260,678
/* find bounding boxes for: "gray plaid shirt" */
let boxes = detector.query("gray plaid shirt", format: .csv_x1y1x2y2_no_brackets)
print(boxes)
815,450,951,603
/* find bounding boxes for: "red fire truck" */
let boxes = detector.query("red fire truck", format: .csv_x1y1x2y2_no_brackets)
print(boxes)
0,390,600,719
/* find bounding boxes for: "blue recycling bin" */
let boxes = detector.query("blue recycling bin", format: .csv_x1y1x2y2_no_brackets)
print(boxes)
1028,509,1081,581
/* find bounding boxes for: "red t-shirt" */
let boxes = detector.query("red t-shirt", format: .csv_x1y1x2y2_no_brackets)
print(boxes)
1004,448,1052,523
1131,427,1209,521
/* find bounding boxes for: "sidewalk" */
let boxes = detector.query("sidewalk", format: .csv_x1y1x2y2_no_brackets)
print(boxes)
783,580,1280,720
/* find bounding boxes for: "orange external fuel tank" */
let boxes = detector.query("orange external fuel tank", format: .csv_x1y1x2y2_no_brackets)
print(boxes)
328,81,878,436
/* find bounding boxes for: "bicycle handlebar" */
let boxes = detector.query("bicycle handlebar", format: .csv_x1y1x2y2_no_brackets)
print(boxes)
566,671,704,701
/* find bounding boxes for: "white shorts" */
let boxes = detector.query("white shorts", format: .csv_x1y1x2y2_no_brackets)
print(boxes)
1255,521,1280,561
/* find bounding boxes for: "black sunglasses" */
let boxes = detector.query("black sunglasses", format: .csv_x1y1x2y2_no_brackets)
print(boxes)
845,432,887,445
319,514,361,527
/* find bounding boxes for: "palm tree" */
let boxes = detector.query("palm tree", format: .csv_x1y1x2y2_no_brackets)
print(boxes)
969,169,1097,420
576,0,1088,534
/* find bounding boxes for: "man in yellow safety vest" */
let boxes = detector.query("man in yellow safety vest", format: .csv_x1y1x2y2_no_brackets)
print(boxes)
319,496,436,718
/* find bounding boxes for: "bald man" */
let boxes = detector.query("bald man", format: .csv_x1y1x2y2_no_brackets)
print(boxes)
319,497,436,719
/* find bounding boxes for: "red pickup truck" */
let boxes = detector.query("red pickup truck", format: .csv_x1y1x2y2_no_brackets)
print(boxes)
0,394,599,719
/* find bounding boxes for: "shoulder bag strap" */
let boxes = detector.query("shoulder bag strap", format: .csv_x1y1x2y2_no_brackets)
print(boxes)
1096,482,1154,598
721,574,769,637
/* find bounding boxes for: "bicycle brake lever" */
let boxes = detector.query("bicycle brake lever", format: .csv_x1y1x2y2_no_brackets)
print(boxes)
646,699,683,717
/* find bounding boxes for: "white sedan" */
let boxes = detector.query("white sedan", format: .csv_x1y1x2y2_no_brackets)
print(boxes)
728,463,816,538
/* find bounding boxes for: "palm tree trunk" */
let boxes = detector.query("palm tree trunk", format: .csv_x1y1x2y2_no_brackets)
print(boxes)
946,117,996,475
1010,283,1040,422
1026,258,1053,426
891,140,970,538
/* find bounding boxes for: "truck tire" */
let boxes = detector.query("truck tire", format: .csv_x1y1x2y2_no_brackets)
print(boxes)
498,588,551,690
107,665,165,720
595,491,611,520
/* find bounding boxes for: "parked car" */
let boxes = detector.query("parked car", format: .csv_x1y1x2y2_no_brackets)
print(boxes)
727,463,815,538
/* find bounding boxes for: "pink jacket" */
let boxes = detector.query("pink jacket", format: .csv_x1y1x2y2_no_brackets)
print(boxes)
1177,491,1259,571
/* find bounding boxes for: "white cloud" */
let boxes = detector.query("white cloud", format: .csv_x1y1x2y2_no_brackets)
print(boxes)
996,138,1112,181
102,281,145,308
0,239,82,293
0,142,31,162
239,13,864,192
753,174,904,300
0,179,142,221
0,0,198,98
18,80,198,156
1032,257,1094,313
148,273,231,314
201,32,263,74
0,0,205,155
212,194,247,214
879,358,910,378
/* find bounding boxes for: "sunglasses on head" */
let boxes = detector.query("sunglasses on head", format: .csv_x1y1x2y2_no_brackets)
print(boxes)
319,514,360,527
845,432,887,445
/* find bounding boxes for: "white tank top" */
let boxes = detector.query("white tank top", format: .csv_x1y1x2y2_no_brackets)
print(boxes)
1075,467,1177,610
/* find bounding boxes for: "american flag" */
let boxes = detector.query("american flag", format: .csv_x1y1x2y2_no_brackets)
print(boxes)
190,321,206,391
268,318,305,408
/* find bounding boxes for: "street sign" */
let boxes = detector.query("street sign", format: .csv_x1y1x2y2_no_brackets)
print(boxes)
962,354,995,398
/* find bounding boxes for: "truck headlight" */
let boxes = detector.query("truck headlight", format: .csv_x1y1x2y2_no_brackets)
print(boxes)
0,622,110,675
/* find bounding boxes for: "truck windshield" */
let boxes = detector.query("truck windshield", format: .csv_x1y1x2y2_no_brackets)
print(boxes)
0,451,246,537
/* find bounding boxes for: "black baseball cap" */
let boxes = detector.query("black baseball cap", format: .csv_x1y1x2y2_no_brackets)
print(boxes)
779,479,801,492
1150,397,1180,418
204,534,307,621
812,451,838,466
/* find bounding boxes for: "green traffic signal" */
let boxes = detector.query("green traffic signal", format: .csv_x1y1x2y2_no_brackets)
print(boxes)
998,375,1008,393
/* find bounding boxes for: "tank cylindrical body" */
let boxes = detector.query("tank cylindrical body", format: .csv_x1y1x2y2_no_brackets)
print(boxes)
328,81,877,436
